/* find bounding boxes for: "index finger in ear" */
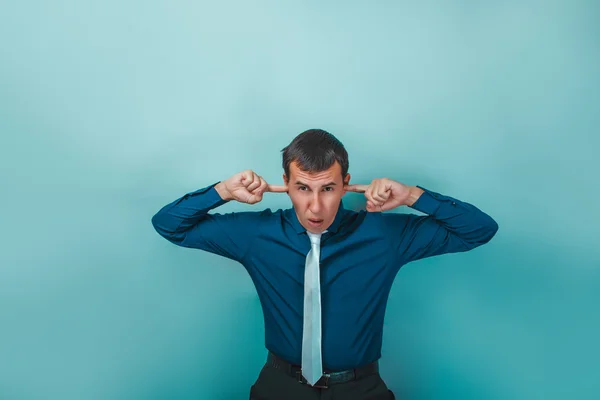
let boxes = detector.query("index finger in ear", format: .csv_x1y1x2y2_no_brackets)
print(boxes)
345,184,368,193
266,184,288,193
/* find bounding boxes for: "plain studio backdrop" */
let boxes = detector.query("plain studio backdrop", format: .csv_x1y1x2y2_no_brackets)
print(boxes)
0,1,598,399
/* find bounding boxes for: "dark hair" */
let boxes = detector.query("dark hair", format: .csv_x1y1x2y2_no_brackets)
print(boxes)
281,129,349,179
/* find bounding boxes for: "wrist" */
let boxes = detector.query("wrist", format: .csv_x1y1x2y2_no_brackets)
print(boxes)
405,186,424,207
215,182,232,201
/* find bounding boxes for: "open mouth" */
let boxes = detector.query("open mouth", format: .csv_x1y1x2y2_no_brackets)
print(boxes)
308,219,324,226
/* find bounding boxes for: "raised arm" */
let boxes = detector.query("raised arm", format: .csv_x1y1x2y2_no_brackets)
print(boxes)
385,186,498,264
346,179,498,264
151,170,287,262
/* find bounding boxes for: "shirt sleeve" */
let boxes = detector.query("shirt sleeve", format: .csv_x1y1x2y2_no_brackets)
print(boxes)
381,186,499,265
151,181,266,263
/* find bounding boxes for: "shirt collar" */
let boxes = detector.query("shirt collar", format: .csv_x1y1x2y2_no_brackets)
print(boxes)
285,199,346,235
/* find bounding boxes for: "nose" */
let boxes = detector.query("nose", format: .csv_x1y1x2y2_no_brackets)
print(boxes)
308,194,322,215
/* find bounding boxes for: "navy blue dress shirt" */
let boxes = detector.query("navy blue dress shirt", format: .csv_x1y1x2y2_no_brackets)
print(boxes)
151,182,498,371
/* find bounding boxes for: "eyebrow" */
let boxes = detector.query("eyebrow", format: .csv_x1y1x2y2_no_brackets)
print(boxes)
295,181,337,188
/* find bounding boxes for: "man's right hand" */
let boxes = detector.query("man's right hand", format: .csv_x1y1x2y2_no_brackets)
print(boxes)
215,170,288,204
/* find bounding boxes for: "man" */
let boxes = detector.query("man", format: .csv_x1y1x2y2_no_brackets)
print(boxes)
151,129,498,399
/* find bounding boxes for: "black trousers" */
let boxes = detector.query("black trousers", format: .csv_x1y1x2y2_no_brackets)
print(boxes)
249,360,396,400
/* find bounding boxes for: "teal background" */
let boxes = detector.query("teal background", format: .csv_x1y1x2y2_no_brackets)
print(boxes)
1,1,598,399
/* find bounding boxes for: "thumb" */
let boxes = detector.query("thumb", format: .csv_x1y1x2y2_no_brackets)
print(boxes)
366,201,387,212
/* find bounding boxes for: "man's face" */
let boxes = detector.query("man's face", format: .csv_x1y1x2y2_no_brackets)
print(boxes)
283,161,351,234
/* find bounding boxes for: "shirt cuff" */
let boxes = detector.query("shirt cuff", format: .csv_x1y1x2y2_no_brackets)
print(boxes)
186,181,230,209
409,185,456,215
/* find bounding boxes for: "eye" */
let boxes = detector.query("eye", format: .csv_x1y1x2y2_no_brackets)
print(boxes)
298,186,333,192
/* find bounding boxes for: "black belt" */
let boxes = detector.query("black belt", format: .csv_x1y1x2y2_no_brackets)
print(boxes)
266,351,379,389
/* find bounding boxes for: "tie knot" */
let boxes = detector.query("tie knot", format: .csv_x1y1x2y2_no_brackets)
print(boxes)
306,232,322,245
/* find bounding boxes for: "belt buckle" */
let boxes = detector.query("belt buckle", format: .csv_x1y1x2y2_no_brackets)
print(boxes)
296,371,329,389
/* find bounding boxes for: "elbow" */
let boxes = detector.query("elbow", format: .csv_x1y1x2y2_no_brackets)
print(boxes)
151,211,172,239
478,216,499,246
461,215,498,251
151,212,166,237
484,217,499,243
151,211,186,245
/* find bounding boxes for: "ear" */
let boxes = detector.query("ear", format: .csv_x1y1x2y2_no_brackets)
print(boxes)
283,174,290,195
342,173,351,196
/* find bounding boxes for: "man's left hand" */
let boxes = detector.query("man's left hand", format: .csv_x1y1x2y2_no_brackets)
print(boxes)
345,178,423,212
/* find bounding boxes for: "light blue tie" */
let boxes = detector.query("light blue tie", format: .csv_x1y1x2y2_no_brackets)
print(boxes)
302,231,326,385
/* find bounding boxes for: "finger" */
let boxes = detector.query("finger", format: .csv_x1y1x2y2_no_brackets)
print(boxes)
368,182,383,207
368,182,378,203
372,187,388,203
366,201,385,213
247,177,268,203
255,177,269,195
345,184,368,193
240,170,254,187
365,185,375,205
243,173,256,190
373,194,386,203
375,180,391,202
240,188,254,204
247,192,261,204
366,201,379,212
266,184,288,193
370,182,388,212
370,180,380,201
370,196,384,208
247,173,262,192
